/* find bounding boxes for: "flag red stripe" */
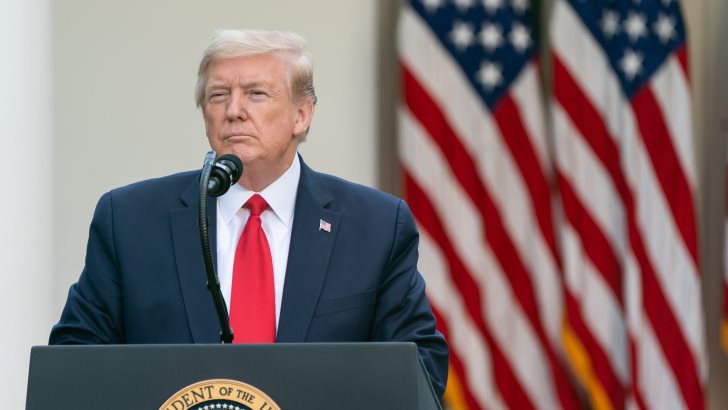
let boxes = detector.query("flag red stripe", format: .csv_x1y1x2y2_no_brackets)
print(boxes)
629,87,702,407
557,173,623,305
564,292,626,408
627,211,704,409
430,305,484,410
553,55,631,203
631,87,699,267
552,59,625,305
554,50,703,409
676,45,689,84
404,170,534,410
403,64,581,410
629,340,647,410
403,64,539,326
494,94,560,264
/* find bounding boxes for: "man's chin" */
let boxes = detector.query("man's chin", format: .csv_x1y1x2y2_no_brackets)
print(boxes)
229,150,261,166
210,143,256,161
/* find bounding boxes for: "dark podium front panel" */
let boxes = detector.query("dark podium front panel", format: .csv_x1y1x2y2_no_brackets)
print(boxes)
26,342,440,409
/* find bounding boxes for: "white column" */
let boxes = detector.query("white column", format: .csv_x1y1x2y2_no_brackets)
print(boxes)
0,0,54,407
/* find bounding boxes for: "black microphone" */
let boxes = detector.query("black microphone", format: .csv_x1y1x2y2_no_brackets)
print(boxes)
206,154,243,197
198,151,242,343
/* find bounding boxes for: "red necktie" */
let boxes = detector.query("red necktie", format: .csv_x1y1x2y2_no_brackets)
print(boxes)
229,194,276,343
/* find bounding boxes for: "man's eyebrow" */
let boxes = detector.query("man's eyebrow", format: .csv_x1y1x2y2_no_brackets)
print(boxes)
205,80,281,98
205,81,230,91
239,80,274,89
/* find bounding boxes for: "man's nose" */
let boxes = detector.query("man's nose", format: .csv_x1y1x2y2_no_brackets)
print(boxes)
225,93,247,121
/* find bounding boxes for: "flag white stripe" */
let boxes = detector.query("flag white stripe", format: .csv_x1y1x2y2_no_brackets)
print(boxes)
418,230,501,410
551,2,638,177
553,0,704,376
511,71,565,347
552,102,627,258
635,315,688,410
401,6,563,359
399,8,498,160
512,64,553,176
551,1,628,148
650,55,697,187
562,224,630,383
400,107,560,409
551,1,705,407
629,125,705,372
625,249,642,348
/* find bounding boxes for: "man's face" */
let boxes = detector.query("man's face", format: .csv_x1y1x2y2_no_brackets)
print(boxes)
202,53,311,177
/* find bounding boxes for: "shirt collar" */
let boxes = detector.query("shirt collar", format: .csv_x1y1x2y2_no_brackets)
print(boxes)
217,154,300,226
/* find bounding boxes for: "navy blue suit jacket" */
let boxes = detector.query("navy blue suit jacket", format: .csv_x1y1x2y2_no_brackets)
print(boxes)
50,157,448,398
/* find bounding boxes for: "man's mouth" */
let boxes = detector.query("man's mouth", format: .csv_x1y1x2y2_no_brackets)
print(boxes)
224,133,252,140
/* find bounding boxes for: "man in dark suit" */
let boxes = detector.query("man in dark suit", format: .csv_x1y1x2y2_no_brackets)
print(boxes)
50,29,448,398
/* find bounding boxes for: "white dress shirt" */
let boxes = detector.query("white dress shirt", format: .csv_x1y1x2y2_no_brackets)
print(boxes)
216,155,300,330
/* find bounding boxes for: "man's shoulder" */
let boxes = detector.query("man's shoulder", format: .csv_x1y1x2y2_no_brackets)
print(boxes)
112,170,198,195
304,167,417,240
310,169,401,207
103,170,199,209
304,168,412,225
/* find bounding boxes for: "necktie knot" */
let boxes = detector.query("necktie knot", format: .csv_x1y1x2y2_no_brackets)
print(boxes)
245,194,269,216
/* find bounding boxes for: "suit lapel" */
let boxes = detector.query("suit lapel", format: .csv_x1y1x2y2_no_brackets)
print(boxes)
169,176,221,343
276,158,340,342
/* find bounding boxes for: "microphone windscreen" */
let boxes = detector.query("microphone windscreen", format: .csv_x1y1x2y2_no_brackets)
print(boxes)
216,154,243,184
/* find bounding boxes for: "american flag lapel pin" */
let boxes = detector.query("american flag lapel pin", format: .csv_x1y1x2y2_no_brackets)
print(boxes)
319,219,332,233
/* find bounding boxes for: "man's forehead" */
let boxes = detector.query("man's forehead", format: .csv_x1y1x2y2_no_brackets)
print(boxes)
206,55,289,85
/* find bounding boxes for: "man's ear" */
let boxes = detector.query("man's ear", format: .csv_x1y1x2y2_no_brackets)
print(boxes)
293,99,314,137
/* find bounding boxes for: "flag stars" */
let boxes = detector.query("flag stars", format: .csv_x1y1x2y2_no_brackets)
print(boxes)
482,0,503,14
509,23,531,53
623,11,647,42
449,21,476,51
479,23,504,51
421,0,444,13
453,0,475,12
601,9,620,39
620,49,643,80
511,0,529,14
477,60,503,90
654,13,676,43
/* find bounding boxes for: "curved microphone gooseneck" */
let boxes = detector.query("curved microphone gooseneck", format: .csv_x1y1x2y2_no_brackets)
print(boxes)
198,151,243,343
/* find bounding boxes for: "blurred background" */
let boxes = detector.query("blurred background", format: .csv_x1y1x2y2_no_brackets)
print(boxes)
1,0,726,408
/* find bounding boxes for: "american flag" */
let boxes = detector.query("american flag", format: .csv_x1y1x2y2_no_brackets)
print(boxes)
399,0,705,408
551,0,705,409
399,0,579,408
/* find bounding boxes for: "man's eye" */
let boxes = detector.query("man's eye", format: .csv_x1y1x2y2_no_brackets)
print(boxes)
208,92,227,102
250,90,268,97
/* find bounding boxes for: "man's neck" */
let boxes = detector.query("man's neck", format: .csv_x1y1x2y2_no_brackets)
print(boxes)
237,154,297,192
